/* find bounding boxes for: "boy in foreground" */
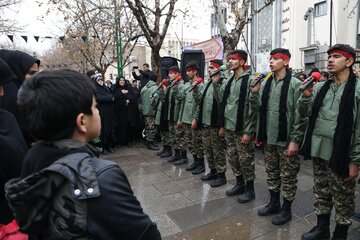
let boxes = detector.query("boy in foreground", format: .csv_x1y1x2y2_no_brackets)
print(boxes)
5,69,161,240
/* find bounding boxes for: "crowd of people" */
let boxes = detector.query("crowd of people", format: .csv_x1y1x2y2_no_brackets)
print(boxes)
0,43,360,240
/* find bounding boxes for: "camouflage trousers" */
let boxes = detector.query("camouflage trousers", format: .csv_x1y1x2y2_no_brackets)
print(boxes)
313,158,356,225
264,144,300,201
178,123,203,157
202,126,226,173
144,116,156,142
160,131,171,146
171,121,186,150
225,129,255,181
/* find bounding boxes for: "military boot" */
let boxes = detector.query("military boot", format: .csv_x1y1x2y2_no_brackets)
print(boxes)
331,224,350,240
210,172,227,187
160,146,172,158
301,214,330,240
147,141,160,151
186,155,198,171
225,176,245,196
201,168,217,181
192,157,205,175
156,146,166,156
258,190,281,216
272,198,293,225
168,149,181,163
173,150,188,165
238,180,255,203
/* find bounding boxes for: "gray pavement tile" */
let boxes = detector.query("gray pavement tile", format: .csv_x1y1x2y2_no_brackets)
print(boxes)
131,184,164,201
167,197,249,231
165,213,267,240
127,172,172,187
150,214,182,237
141,193,194,216
153,177,204,195
180,182,229,204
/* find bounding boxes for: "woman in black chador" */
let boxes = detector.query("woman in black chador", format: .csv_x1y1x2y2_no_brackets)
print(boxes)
94,74,116,154
113,76,138,146
0,58,27,224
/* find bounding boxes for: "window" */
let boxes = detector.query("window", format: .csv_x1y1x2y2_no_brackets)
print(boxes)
314,1,327,17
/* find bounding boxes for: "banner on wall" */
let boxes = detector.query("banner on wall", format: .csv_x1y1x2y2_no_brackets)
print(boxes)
184,36,223,62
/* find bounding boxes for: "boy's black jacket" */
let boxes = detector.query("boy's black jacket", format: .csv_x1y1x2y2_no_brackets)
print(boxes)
5,140,161,240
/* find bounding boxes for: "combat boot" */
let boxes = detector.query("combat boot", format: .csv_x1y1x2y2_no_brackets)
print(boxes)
331,224,350,240
210,172,227,187
258,190,281,216
186,155,198,171
147,141,160,151
225,176,245,196
192,157,205,175
238,180,255,203
173,150,188,165
201,168,217,181
301,214,330,240
168,149,181,163
272,198,292,225
156,145,166,156
160,146,172,158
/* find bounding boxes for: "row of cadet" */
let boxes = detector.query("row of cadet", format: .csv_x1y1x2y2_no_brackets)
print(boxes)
139,44,360,240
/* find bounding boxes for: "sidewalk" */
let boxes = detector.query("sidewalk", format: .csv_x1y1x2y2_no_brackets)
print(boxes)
104,143,360,240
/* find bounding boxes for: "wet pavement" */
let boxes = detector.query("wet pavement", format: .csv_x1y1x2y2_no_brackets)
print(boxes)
104,143,360,240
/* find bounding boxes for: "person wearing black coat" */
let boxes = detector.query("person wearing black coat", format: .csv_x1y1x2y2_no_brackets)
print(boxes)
0,58,27,224
94,74,116,154
0,49,40,145
132,63,156,90
113,76,139,146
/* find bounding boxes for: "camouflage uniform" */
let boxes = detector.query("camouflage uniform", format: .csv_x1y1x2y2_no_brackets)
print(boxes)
143,116,156,142
202,126,226,173
313,158,356,225
253,74,303,201
264,144,300,201
213,69,257,180
225,129,255,180
179,123,203,157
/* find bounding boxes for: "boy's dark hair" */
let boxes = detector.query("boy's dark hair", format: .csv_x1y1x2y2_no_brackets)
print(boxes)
229,50,248,62
327,44,356,66
210,59,223,67
143,63,150,68
185,62,199,70
321,71,330,79
169,65,180,72
270,48,291,58
17,69,96,141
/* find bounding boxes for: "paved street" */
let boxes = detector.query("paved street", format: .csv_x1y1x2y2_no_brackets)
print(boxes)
104,143,360,240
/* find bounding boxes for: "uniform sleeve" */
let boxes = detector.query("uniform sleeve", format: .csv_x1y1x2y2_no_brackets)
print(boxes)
288,79,303,143
87,166,161,240
350,95,360,165
212,78,226,104
243,76,258,135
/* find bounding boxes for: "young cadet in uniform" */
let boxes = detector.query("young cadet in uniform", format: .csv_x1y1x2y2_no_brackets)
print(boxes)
212,50,257,203
301,44,360,240
159,66,186,162
140,74,159,150
194,59,227,187
177,62,205,173
251,48,303,225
